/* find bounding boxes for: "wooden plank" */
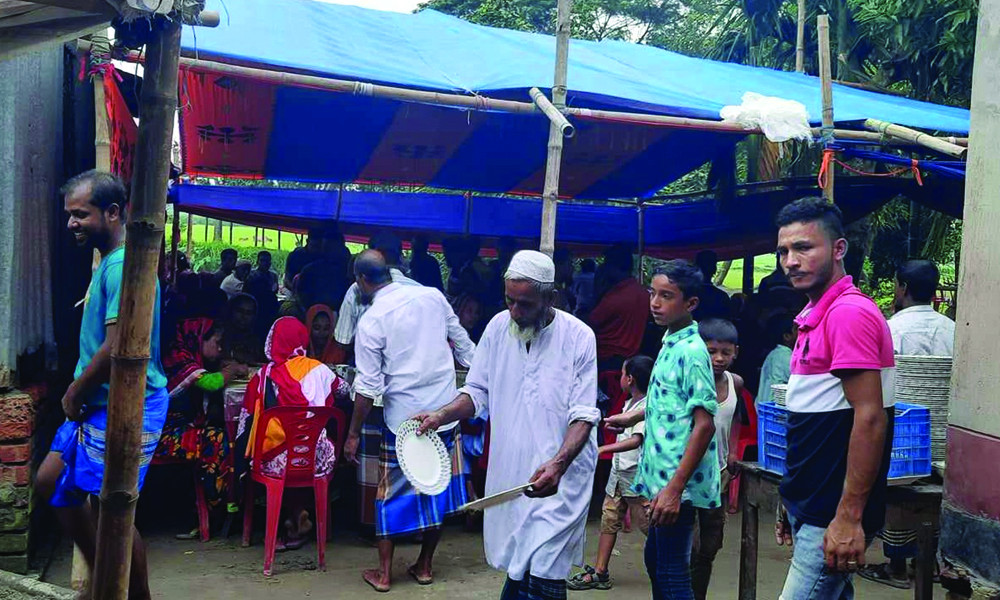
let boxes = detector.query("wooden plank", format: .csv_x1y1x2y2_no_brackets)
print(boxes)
0,14,106,60
738,475,759,600
0,4,92,27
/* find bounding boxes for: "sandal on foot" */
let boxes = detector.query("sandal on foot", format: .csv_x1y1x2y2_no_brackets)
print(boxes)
858,564,911,589
407,565,433,585
567,566,612,590
363,569,391,593
174,528,199,541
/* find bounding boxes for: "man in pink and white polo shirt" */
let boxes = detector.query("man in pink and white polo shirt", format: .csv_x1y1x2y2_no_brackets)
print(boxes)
773,198,895,599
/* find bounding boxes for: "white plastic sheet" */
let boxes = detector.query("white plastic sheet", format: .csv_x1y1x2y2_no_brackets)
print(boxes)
720,92,813,143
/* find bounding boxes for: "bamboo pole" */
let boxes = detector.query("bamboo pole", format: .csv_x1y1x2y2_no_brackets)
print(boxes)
817,15,835,203
795,0,806,73
170,206,180,282
539,0,573,257
185,212,192,256
529,87,575,137
864,118,968,159
91,19,181,600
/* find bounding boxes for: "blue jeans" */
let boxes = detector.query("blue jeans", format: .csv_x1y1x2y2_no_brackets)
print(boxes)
780,515,872,600
644,502,696,600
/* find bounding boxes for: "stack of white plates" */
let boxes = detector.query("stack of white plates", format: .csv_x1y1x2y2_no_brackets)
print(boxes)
895,355,952,462
771,384,787,406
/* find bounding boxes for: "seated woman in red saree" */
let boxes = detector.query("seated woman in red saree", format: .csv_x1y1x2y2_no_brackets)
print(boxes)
156,318,247,537
235,317,350,549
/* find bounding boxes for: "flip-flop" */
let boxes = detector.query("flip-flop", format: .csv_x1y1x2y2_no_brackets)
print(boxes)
174,528,199,541
363,569,391,593
858,564,911,589
407,565,434,585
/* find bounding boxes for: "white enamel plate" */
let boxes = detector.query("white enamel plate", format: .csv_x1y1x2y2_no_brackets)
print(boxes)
395,419,451,496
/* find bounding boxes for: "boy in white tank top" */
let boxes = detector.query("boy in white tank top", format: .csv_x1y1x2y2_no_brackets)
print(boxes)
693,319,746,600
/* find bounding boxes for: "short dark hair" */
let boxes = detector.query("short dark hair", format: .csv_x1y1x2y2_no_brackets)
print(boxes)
776,197,845,240
603,244,633,274
369,231,402,266
896,260,939,303
221,248,238,260
581,258,597,274
765,312,796,347
652,260,703,299
624,355,654,393
61,170,127,212
699,318,739,345
257,250,271,260
695,250,719,279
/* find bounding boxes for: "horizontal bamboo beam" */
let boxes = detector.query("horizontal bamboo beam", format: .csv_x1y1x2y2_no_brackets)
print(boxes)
529,87,574,138
864,118,968,158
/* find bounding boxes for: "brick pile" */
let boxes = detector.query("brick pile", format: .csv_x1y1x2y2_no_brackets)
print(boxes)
0,388,38,574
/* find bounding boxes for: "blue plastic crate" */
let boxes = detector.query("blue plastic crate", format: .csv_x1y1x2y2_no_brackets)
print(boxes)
889,402,932,479
756,401,932,479
757,402,789,475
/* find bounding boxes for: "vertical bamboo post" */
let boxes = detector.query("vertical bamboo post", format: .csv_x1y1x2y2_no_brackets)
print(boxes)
91,20,181,600
795,0,806,73
817,15,835,203
228,221,233,244
185,213,192,256
539,0,573,257
203,217,208,242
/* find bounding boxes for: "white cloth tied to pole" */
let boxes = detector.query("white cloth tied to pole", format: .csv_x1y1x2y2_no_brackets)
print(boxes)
720,92,812,143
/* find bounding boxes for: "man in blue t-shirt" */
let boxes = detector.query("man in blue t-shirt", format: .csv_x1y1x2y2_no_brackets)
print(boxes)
36,171,168,600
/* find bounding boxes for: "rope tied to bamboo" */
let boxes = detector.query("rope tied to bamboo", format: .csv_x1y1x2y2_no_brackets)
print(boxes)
352,81,375,97
818,147,924,189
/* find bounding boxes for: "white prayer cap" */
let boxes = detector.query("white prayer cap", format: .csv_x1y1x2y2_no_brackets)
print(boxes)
505,250,555,284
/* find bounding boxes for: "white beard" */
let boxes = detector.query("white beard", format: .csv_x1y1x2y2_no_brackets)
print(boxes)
508,318,540,343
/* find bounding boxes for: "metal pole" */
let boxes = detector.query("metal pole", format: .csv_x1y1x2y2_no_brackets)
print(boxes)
637,202,645,282
92,19,181,600
817,15,835,203
539,0,573,257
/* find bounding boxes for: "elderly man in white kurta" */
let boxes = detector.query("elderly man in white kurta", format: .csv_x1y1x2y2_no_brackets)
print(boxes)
416,250,600,600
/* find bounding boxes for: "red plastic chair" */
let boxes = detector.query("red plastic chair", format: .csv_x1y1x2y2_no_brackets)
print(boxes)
727,388,758,513
151,453,211,542
241,405,345,576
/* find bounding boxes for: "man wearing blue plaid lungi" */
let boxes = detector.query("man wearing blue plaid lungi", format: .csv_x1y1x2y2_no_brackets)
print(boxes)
344,250,476,593
35,172,168,600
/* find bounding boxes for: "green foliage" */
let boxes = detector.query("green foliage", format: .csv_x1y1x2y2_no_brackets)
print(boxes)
188,241,291,275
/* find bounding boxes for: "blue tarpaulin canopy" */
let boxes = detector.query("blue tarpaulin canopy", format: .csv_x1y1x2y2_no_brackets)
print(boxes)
170,179,937,259
176,0,969,199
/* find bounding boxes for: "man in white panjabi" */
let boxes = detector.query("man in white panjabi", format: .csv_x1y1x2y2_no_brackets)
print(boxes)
416,250,600,600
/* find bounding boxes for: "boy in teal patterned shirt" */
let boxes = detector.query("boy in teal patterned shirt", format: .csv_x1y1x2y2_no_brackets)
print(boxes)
606,260,719,600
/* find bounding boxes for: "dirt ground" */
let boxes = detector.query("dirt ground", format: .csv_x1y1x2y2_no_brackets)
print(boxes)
43,513,943,599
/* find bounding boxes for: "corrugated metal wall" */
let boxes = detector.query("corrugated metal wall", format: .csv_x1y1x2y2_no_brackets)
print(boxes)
0,44,62,387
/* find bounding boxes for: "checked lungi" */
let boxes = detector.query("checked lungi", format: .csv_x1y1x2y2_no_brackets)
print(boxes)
50,387,169,507
357,404,385,527
375,427,467,538
500,574,568,600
